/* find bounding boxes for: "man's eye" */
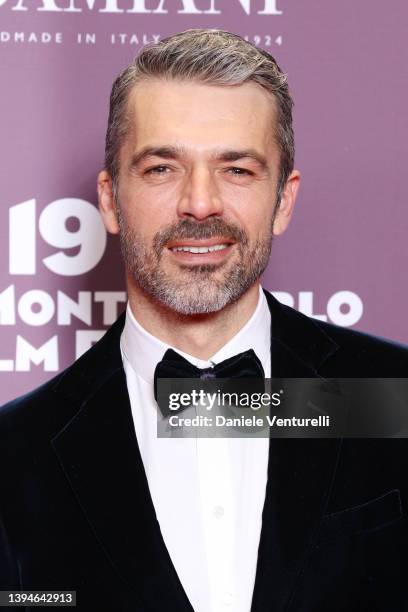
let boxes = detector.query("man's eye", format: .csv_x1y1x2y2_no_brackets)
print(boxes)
145,165,170,175
228,167,253,176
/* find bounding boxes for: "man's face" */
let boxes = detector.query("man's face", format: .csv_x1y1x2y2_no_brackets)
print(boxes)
99,79,299,315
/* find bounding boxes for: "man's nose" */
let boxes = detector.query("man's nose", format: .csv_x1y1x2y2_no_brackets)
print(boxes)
177,166,224,220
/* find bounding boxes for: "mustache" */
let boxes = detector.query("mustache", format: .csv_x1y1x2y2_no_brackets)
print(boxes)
153,218,248,256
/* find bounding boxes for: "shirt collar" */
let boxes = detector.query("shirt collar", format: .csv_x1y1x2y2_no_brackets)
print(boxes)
120,285,271,384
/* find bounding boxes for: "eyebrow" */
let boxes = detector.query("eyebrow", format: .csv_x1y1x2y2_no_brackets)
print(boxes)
129,145,269,171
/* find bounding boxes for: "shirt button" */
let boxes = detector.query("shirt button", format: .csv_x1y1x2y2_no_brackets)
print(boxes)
213,505,224,519
222,592,233,606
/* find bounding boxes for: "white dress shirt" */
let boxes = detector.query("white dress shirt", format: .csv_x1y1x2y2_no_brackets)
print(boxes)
120,286,271,612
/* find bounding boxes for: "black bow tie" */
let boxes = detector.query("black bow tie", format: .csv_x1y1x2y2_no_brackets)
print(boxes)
154,348,265,413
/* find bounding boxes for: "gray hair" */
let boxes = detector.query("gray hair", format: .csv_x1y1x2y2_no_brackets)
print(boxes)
105,29,294,201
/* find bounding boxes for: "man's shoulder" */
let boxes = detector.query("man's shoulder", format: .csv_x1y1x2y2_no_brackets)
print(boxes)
265,291,408,375
316,315,408,352
0,372,66,446
306,311,408,376
0,312,126,437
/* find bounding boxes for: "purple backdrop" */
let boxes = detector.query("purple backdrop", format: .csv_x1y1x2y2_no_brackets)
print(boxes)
1,0,407,404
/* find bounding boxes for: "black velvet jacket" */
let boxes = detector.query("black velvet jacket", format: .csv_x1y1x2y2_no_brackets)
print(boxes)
1,291,408,611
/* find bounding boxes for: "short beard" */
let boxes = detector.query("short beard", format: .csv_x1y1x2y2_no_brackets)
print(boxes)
117,211,274,315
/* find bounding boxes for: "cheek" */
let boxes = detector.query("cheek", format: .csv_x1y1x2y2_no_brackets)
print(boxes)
120,182,179,226
224,191,274,238
121,196,169,245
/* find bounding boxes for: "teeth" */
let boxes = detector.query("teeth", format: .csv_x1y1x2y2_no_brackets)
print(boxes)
171,244,229,254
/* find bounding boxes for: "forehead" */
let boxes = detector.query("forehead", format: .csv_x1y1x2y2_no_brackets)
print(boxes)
123,78,278,156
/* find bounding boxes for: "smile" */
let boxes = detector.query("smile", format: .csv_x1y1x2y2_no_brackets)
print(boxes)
170,244,230,254
166,239,236,265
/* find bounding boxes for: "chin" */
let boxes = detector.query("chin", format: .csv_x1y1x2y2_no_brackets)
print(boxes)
155,285,245,316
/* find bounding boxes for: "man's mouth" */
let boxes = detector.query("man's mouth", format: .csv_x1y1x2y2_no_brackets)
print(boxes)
166,239,235,264
170,243,230,254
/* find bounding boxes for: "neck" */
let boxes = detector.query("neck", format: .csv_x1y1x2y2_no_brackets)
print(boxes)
126,275,261,361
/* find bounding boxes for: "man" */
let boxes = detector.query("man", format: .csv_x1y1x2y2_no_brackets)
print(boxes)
1,29,408,612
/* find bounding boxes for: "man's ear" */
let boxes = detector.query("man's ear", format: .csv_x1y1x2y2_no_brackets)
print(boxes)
97,170,120,235
272,170,301,236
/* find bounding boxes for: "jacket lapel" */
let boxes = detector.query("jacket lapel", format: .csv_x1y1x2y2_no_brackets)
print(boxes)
51,316,194,612
250,292,343,611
